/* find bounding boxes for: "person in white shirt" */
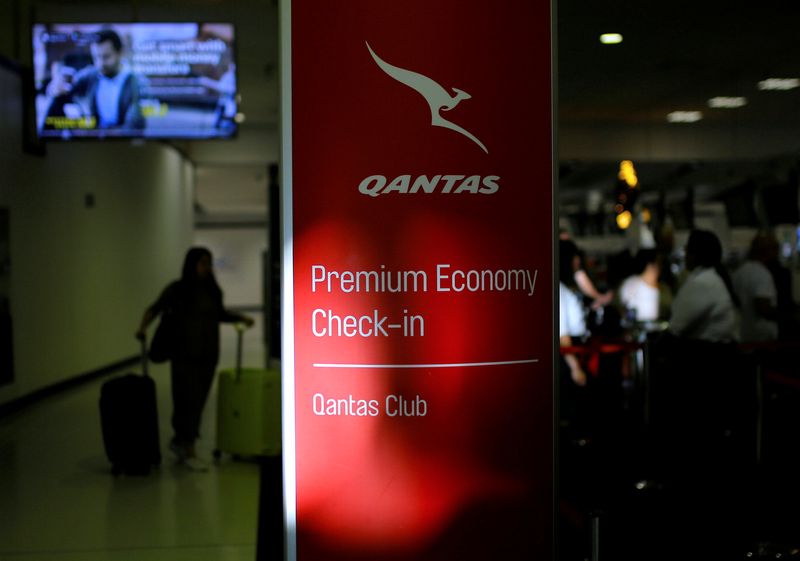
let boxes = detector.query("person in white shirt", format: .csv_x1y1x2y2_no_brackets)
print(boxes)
669,230,738,342
559,240,588,386
733,232,779,342
618,249,661,323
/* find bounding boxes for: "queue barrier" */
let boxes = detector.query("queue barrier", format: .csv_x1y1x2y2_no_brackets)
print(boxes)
559,336,800,559
559,335,800,468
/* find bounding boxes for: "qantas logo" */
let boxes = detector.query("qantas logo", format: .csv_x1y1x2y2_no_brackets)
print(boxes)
361,43,498,197
366,42,488,154
358,174,499,198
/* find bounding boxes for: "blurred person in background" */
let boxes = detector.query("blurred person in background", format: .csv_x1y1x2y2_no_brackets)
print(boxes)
136,247,254,471
669,230,738,342
560,239,588,387
617,249,663,324
559,229,613,309
733,231,779,343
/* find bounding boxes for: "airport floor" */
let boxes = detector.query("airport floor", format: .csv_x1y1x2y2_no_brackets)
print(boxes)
6,319,800,560
0,319,268,561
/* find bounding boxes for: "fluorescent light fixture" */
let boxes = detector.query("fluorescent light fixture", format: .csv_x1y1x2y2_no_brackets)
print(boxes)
758,78,800,91
600,33,623,45
667,111,703,123
708,96,747,109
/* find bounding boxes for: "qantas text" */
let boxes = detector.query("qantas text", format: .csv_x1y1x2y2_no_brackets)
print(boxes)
358,174,500,197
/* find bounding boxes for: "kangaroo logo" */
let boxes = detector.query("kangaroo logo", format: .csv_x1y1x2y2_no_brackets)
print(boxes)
366,42,488,154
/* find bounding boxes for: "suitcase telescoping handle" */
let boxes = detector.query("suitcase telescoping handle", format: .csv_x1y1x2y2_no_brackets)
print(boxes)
235,322,246,382
140,337,150,378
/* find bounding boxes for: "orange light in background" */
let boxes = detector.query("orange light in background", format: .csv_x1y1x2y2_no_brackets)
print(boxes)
616,210,632,230
618,160,638,188
641,207,652,223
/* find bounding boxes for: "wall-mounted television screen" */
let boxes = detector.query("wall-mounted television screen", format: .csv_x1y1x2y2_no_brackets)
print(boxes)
32,23,237,140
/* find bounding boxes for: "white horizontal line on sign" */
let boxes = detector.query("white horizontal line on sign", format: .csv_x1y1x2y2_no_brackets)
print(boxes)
313,359,539,369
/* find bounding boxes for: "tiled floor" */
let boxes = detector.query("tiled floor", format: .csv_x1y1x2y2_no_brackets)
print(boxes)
0,320,267,561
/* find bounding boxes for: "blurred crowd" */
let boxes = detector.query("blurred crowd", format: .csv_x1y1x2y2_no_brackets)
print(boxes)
557,227,800,558
559,227,798,385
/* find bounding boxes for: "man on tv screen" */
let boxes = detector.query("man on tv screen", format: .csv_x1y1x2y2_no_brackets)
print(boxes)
43,29,145,133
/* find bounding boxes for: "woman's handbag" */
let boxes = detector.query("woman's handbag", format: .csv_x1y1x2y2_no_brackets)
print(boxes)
148,309,175,363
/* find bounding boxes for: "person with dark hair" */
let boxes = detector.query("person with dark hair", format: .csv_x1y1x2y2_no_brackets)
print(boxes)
45,28,145,130
136,247,254,471
559,239,588,386
618,248,662,323
669,230,738,342
733,231,779,342
558,230,613,309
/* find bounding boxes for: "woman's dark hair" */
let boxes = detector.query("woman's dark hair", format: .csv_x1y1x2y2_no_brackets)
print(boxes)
686,230,739,306
686,230,722,269
559,239,580,286
182,247,210,282
633,248,658,275
180,247,222,299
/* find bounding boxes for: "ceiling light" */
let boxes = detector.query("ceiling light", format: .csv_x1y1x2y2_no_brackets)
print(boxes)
758,78,800,91
708,96,747,109
667,111,703,123
599,33,623,45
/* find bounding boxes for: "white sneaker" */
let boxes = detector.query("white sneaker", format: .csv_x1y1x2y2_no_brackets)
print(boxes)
184,456,210,472
169,440,187,462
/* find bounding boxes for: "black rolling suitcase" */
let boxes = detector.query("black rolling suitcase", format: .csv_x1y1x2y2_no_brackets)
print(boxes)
100,339,161,475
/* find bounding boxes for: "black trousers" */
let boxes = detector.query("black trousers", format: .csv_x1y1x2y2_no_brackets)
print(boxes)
170,357,216,445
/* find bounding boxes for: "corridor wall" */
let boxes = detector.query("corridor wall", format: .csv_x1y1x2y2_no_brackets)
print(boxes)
0,63,194,406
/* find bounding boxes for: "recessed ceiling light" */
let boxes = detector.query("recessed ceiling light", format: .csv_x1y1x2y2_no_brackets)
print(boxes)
758,78,800,91
599,33,623,45
667,111,703,123
708,96,747,109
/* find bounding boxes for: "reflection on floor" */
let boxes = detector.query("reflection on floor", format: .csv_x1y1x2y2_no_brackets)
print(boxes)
0,319,267,561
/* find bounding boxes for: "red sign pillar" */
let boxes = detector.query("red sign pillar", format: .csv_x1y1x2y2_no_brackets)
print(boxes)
281,2,555,559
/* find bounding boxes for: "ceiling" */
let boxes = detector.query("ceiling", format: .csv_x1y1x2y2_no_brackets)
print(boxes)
558,0,800,130
557,0,800,225
18,1,800,218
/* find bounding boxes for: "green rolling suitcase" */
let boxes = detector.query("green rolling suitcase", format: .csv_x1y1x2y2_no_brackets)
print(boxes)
214,326,281,458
